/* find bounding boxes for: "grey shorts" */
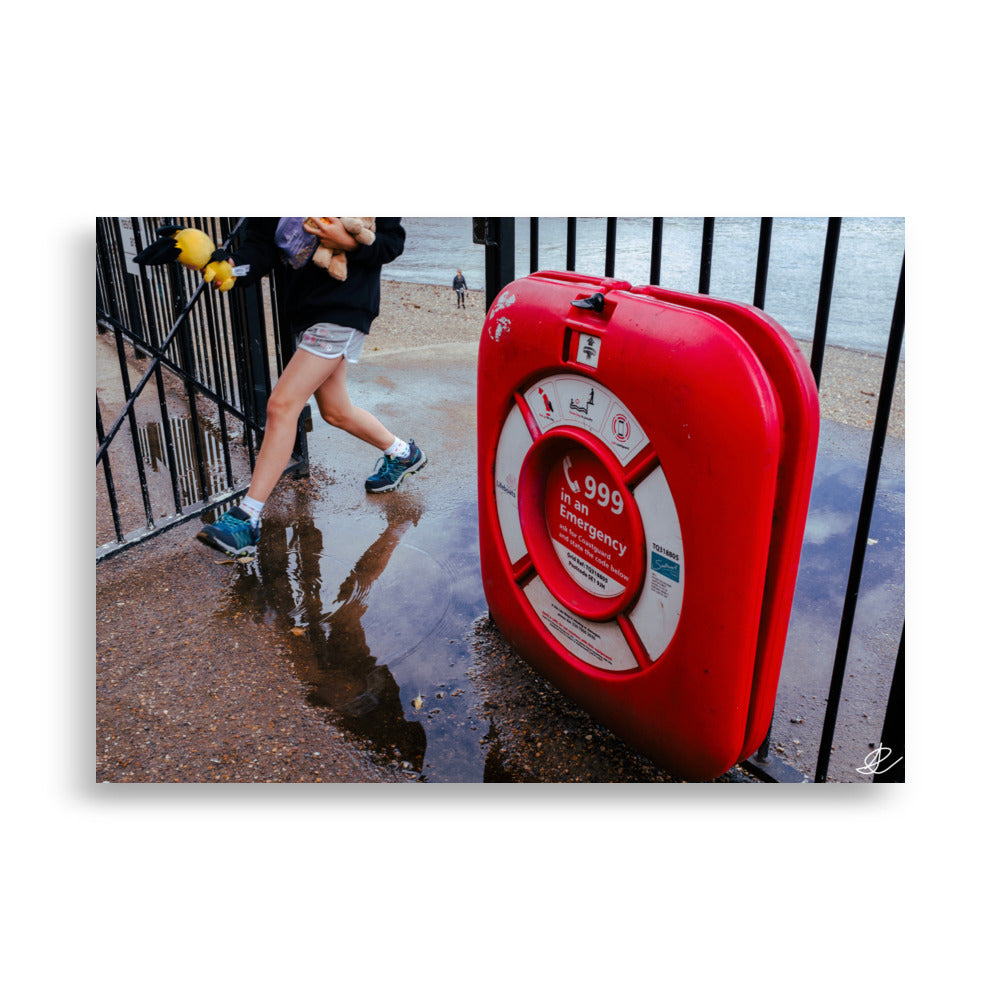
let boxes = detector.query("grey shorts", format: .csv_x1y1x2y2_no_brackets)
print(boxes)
296,323,364,363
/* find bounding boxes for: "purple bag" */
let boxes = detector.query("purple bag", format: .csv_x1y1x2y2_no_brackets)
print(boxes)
275,217,319,269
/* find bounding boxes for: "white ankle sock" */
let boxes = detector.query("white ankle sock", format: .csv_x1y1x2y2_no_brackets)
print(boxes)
385,437,411,459
240,496,265,527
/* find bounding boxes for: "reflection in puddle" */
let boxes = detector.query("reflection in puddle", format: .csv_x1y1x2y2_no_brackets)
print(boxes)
802,509,854,546
139,414,230,505
230,492,431,775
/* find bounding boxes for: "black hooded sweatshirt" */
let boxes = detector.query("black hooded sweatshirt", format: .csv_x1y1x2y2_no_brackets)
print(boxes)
231,217,405,336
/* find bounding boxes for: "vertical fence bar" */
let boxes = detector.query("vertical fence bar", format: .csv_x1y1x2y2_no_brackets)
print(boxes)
809,217,842,386
227,282,263,466
110,324,155,527
698,217,715,294
150,342,184,515
95,220,110,321
529,217,539,273
126,215,185,516
814,257,905,783
605,218,617,277
96,399,124,542
136,218,166,355
123,216,154,354
753,217,773,310
219,218,246,407
272,264,297,373
96,220,123,329
650,218,663,285
169,265,211,502
233,278,271,453
203,282,237,490
484,217,516,311
874,625,905,783
566,218,577,271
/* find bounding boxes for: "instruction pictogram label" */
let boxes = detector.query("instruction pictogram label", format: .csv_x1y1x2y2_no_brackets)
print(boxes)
524,375,649,464
575,333,602,367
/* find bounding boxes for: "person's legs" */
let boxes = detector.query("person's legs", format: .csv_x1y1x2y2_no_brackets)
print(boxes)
312,355,395,450
312,357,427,492
196,349,341,556
247,348,347,502
198,331,428,556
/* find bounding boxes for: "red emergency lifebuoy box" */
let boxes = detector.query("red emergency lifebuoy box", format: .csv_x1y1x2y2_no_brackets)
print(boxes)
477,271,819,780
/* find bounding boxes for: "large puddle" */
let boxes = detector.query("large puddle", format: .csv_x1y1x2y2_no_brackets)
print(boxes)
211,419,903,784
222,488,495,782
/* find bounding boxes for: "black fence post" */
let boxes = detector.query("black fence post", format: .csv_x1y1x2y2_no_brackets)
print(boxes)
810,217,842,387
698,217,715,294
233,282,271,452
475,217,516,311
650,218,663,285
874,626,905,783
815,256,905,783
605,218,618,277
96,220,122,329
168,265,211,503
754,217,773,310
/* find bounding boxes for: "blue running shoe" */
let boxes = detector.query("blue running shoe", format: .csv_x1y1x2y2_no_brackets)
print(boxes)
365,440,428,494
196,506,260,557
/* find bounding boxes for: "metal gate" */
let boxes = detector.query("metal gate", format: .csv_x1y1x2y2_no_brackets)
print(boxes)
96,217,309,562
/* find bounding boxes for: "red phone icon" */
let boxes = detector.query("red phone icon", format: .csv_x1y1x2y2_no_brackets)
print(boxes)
563,455,580,493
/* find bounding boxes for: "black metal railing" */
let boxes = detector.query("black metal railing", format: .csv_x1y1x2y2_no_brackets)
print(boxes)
96,217,308,562
477,216,905,784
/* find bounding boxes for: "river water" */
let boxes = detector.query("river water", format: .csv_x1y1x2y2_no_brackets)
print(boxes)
382,216,904,355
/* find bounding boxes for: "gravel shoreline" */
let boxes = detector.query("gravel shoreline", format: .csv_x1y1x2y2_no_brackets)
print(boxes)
372,281,904,439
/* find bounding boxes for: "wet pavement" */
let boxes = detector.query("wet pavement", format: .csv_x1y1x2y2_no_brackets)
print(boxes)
768,420,904,780
239,344,491,781
96,342,904,783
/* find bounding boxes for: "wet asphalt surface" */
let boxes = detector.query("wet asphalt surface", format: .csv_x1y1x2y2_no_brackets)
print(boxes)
96,342,903,784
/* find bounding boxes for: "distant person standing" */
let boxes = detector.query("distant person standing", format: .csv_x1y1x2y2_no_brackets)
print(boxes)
452,268,468,309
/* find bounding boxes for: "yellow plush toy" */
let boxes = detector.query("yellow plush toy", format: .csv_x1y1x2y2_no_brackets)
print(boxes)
134,225,235,291
305,217,376,281
202,255,235,291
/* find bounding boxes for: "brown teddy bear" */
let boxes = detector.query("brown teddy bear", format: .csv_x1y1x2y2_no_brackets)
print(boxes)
305,217,376,281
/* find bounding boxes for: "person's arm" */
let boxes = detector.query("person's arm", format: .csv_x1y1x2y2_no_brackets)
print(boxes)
344,217,406,267
230,218,281,285
302,217,361,253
